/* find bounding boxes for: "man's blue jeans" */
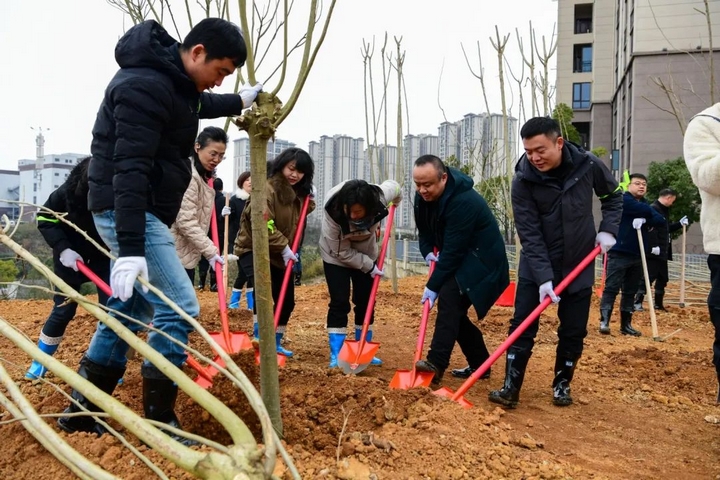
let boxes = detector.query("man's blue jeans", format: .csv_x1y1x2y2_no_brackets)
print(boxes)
86,211,199,371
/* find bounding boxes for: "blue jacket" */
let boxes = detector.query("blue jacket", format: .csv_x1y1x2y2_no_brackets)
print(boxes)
610,192,666,256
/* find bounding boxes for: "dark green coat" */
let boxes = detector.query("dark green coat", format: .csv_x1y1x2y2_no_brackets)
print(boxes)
414,168,510,318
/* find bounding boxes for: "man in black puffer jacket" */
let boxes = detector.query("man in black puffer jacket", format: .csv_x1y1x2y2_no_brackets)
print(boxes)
58,18,261,443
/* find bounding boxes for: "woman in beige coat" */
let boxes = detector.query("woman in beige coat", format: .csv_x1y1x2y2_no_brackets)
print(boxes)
171,126,228,284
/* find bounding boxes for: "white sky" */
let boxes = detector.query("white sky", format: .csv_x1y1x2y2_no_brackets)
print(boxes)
0,0,558,186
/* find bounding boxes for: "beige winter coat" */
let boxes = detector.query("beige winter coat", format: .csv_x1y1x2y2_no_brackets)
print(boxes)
171,164,218,269
684,103,720,255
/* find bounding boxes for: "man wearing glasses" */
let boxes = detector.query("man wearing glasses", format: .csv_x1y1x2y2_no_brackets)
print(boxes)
599,174,665,336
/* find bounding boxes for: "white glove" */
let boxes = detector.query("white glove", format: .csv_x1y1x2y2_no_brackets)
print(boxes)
369,265,384,278
59,248,82,271
538,281,560,304
680,215,689,226
221,206,231,217
632,218,646,230
421,287,438,309
209,254,225,271
595,232,616,254
651,246,661,256
281,245,298,266
424,252,439,265
110,256,149,302
227,253,239,261
239,82,263,108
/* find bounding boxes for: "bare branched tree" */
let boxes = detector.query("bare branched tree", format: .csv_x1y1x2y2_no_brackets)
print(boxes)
533,23,558,116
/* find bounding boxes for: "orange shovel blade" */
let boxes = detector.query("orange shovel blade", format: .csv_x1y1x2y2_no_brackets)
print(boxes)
433,387,474,408
252,344,288,368
337,340,379,375
389,369,434,390
209,331,253,353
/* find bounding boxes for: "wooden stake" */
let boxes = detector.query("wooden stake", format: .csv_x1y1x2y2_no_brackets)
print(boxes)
679,223,687,307
637,228,660,339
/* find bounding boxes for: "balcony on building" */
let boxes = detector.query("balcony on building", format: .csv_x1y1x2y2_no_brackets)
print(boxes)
574,4,593,34
573,44,593,73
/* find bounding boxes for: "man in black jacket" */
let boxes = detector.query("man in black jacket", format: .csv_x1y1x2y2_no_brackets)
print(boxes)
58,18,260,442
489,117,622,409
412,155,510,385
634,188,690,311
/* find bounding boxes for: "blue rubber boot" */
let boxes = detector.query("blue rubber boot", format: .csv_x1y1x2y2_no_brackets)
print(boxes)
251,320,259,350
275,332,294,357
25,338,60,380
328,333,346,368
252,321,259,339
229,289,242,309
246,289,255,311
355,327,382,366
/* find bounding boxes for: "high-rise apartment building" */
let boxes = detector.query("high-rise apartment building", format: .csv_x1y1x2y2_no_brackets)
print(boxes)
232,137,297,185
402,134,440,229
0,170,20,219
556,0,720,176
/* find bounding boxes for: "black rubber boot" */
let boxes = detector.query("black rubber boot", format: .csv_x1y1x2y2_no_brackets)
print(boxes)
294,272,302,286
620,311,641,336
654,290,667,311
415,359,444,386
142,365,198,447
633,293,644,312
552,355,578,406
451,365,491,379
57,356,125,435
198,272,207,290
488,348,530,409
599,308,612,335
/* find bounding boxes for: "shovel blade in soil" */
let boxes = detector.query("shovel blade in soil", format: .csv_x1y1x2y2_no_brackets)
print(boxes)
389,369,434,389
337,340,379,375
209,331,253,353
433,387,474,408
253,347,287,368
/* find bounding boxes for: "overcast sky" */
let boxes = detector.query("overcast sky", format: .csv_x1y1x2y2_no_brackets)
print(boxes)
0,0,558,186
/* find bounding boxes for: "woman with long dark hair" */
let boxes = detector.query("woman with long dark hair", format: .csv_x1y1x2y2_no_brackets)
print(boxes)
234,147,315,356
228,171,252,309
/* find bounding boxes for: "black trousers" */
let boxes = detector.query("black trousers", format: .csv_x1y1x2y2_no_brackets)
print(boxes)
233,259,248,290
198,256,216,289
600,252,643,313
323,262,374,331
240,252,294,327
41,255,111,339
638,258,669,296
427,276,490,371
707,255,720,377
510,277,592,359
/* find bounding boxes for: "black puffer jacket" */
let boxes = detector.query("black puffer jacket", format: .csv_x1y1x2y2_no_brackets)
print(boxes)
646,200,683,261
512,142,622,293
88,20,244,257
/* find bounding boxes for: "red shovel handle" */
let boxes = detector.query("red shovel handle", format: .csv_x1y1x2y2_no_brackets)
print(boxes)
274,194,312,329
208,178,231,347
76,260,112,297
450,245,601,401
413,247,438,364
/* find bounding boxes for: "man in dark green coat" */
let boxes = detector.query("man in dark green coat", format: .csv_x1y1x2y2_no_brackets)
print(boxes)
489,117,622,409
412,155,510,385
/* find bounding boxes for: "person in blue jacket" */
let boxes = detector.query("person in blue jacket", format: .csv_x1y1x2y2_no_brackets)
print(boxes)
599,173,665,336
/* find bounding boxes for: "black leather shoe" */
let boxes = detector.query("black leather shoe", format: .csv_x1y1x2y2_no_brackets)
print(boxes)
415,360,444,386
451,365,491,379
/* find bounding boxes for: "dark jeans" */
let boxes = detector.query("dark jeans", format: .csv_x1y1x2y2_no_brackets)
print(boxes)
239,252,294,330
323,262,374,332
427,276,490,371
600,252,643,313
707,255,720,377
41,255,111,340
510,277,592,359
637,258,669,296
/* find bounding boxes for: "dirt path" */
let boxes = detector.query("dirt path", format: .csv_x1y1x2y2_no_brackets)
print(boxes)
1,275,719,479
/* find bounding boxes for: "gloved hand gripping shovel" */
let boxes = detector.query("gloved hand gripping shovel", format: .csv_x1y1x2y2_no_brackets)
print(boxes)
389,248,438,389
337,204,396,375
434,246,602,408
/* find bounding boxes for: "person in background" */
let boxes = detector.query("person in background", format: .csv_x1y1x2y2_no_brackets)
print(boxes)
412,155,510,386
228,171,252,309
319,179,401,368
234,148,315,357
25,157,111,380
634,188,690,311
683,103,720,403
488,117,621,409
57,18,259,442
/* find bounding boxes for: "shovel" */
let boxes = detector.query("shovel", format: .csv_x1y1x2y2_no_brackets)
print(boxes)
251,194,312,367
595,252,607,297
337,204,396,375
434,246,601,408
637,228,660,340
389,249,438,389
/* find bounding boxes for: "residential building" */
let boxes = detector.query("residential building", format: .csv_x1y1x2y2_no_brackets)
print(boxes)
402,134,439,230
232,137,297,184
0,170,20,220
438,121,461,162
17,153,87,220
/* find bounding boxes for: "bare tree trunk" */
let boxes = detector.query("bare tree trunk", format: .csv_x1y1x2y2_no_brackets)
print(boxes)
703,0,715,104
391,37,405,294
534,24,558,116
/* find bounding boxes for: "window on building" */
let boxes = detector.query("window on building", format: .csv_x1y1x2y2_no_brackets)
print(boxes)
574,4,593,34
573,44,593,72
54,172,59,176
572,83,592,109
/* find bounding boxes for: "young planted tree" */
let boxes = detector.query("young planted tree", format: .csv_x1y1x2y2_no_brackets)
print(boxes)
552,103,582,144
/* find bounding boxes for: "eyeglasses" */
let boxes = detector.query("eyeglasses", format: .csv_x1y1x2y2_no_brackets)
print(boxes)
207,151,226,160
630,181,647,187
